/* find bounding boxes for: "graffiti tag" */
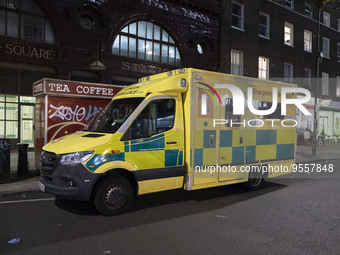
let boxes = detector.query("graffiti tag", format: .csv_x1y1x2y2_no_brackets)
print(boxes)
0,140,9,150
49,104,103,122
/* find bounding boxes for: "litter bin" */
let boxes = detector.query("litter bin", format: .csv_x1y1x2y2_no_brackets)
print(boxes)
0,139,10,180
17,143,29,176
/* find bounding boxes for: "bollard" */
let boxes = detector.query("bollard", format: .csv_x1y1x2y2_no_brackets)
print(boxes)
17,143,29,176
0,139,11,181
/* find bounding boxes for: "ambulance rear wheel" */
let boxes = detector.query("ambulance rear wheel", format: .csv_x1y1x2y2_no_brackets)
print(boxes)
243,171,263,191
94,176,134,216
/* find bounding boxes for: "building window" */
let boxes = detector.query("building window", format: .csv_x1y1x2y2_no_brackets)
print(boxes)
79,15,95,31
230,49,243,75
304,68,312,89
0,95,18,139
284,22,294,46
322,72,329,96
305,3,312,18
112,21,181,66
323,11,330,27
284,63,293,83
259,12,270,39
304,30,312,52
258,56,269,80
232,2,244,30
197,43,206,55
322,37,330,59
337,43,340,62
337,76,340,97
0,0,55,43
285,0,294,9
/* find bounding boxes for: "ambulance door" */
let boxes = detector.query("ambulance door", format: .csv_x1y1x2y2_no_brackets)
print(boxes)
218,97,246,182
192,83,219,186
126,96,184,193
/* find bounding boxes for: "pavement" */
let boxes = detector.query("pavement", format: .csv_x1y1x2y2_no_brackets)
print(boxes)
0,143,339,197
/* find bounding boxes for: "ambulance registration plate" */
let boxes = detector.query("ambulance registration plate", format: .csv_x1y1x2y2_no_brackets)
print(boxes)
38,181,45,192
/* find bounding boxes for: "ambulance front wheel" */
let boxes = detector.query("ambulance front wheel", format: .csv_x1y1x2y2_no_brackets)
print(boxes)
243,171,264,191
94,176,134,216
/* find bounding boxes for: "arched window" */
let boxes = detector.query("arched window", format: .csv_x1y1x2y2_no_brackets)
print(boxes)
112,21,181,66
0,0,55,43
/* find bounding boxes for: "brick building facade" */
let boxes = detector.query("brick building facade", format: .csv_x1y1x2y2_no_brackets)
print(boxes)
219,0,340,137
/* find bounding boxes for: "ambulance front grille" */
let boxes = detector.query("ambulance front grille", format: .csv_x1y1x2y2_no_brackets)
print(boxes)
40,151,58,175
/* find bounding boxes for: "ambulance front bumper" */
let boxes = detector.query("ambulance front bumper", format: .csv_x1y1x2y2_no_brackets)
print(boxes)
39,155,103,201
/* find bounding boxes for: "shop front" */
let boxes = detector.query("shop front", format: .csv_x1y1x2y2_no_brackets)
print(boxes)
298,97,340,140
335,112,340,136
0,64,56,151
320,100,340,138
33,79,122,168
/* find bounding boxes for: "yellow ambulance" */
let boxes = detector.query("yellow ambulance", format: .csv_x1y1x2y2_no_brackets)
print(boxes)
39,68,297,215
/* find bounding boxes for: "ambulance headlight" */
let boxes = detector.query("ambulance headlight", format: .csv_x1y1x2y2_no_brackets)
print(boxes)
60,151,94,165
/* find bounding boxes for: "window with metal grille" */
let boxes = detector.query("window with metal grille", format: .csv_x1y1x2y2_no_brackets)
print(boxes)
112,21,181,66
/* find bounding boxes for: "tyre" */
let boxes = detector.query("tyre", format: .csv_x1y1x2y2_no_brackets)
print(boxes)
243,170,263,191
94,175,134,216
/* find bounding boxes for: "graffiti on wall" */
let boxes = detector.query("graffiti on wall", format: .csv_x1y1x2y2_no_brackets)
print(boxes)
49,104,103,122
47,97,110,142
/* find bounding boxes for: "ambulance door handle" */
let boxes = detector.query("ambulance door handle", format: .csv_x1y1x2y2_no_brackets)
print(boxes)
240,137,243,144
166,141,178,145
209,135,215,146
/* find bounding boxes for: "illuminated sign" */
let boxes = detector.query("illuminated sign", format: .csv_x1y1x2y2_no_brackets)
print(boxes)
33,79,122,99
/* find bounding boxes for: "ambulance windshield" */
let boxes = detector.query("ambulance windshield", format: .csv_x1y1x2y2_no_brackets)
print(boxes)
84,97,144,133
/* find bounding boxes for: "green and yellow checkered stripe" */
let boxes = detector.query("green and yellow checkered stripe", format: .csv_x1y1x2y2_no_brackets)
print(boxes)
193,129,295,166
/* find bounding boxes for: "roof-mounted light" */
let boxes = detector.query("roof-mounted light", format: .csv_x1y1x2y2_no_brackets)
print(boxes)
181,78,187,88
138,76,150,83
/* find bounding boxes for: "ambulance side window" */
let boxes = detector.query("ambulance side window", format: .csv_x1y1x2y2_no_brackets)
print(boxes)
130,99,175,139
225,98,241,127
258,101,284,119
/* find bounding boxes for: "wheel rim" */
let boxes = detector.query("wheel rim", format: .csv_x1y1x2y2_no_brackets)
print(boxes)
104,185,127,209
249,172,262,187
